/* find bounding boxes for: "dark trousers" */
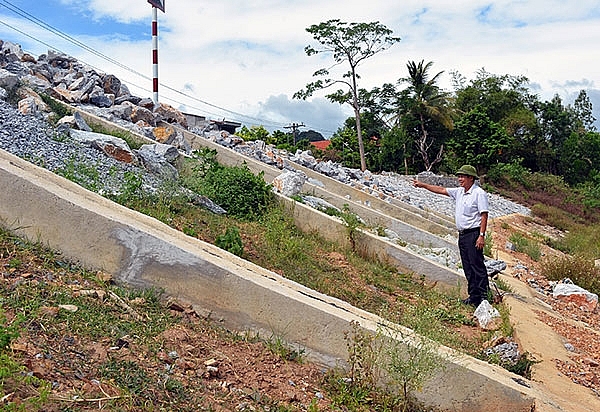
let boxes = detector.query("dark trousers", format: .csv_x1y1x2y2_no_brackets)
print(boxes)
458,230,489,303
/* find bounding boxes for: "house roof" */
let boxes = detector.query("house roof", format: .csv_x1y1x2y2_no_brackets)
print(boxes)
310,140,331,150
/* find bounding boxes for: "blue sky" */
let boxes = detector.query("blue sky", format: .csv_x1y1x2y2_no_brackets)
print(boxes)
1,0,599,136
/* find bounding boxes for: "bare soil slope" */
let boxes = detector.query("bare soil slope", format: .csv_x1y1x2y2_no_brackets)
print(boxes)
489,214,600,412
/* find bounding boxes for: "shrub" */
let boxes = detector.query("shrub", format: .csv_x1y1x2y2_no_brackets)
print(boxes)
540,255,600,295
197,163,274,221
486,161,529,188
215,226,244,256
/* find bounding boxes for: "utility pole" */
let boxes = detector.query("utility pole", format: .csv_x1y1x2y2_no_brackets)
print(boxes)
147,1,165,108
284,122,305,145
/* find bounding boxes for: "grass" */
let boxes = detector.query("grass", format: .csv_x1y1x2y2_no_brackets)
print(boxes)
0,227,330,411
492,171,600,295
540,255,600,296
0,153,495,411
22,147,516,357
508,232,541,261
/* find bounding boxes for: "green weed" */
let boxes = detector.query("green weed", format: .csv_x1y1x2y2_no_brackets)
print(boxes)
508,232,541,261
540,255,600,295
215,226,244,256
265,330,306,362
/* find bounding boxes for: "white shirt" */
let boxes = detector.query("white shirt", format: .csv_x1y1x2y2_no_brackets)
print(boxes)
447,183,489,231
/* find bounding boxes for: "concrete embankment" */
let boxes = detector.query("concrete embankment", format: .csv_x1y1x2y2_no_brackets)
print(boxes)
73,109,467,289
2,145,549,412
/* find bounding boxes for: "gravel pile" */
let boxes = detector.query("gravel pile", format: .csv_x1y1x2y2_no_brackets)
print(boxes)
0,97,529,221
369,173,530,219
0,99,162,195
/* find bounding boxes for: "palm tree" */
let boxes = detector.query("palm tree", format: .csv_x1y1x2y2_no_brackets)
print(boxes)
401,60,454,171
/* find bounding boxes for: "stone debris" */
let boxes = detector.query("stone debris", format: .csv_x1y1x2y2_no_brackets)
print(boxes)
484,338,521,366
552,279,598,312
474,300,501,329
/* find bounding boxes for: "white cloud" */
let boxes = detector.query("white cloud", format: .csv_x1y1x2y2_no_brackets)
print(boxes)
3,1,600,132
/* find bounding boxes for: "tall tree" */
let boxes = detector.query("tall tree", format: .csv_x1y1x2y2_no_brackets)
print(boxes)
453,69,542,171
446,106,512,174
400,60,454,171
573,89,597,132
294,19,401,171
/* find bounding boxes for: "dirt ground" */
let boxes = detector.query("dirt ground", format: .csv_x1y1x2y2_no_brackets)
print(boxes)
489,214,600,412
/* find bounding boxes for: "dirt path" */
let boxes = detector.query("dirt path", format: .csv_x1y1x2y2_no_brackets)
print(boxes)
490,215,600,412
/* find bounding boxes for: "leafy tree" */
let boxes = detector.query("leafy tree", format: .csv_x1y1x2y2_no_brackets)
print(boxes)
573,89,597,132
294,19,401,171
446,106,511,174
330,126,362,168
236,125,270,142
532,95,577,174
560,131,600,185
453,69,535,123
453,69,543,171
330,114,385,170
270,130,289,146
399,60,454,171
379,126,412,174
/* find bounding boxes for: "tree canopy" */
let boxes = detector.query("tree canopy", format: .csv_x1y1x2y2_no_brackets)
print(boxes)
294,19,401,171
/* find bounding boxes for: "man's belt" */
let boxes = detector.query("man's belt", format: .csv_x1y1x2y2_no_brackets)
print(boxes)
458,227,480,235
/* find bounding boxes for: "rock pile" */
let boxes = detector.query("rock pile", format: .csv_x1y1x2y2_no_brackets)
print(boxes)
0,39,186,129
0,38,530,222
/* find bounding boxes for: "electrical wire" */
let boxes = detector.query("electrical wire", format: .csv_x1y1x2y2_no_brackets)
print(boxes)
0,0,338,135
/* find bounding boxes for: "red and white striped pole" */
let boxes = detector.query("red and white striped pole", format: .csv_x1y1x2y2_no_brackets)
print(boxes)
151,6,159,108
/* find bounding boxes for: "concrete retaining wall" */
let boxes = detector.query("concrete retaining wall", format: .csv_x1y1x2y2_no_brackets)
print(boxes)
177,126,458,247
0,148,544,411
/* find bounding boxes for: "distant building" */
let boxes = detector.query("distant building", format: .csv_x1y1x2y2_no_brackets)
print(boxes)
310,140,332,150
183,112,241,134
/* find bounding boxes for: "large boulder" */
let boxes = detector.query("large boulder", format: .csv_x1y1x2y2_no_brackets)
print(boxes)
70,129,137,164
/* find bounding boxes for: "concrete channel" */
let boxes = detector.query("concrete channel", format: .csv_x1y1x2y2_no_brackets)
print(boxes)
0,107,561,410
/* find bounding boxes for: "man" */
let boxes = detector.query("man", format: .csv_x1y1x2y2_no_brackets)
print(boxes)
413,165,489,306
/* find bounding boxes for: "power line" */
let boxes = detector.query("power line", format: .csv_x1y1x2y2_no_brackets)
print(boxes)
0,0,338,136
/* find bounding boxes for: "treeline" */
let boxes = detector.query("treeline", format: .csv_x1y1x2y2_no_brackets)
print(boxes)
326,63,598,187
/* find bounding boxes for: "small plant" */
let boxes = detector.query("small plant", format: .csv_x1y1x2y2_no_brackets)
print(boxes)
189,162,274,221
215,226,244,257
99,359,151,396
496,302,514,337
339,204,363,251
190,147,219,177
509,232,541,261
506,352,539,379
345,320,379,390
40,93,71,120
265,330,305,362
379,323,444,412
0,310,21,350
485,347,538,379
323,320,383,410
